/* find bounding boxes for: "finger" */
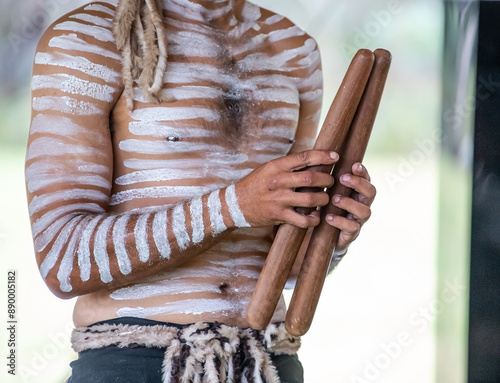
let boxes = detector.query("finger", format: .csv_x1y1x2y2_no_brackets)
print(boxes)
278,170,334,190
331,194,371,223
339,173,376,204
325,214,360,239
281,208,321,228
352,162,371,182
284,190,330,209
273,150,339,172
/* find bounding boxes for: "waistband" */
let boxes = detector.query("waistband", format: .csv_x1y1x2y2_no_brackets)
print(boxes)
71,318,300,383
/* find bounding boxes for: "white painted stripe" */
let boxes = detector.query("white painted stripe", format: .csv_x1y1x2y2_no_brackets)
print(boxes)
264,15,284,25
112,214,132,275
32,96,103,115
39,215,81,279
110,185,221,206
78,215,103,282
189,197,204,244
207,189,226,236
115,168,204,185
35,52,120,83
116,298,239,317
128,121,217,138
268,26,305,43
29,189,108,215
134,213,151,262
26,137,103,160
119,139,226,155
300,88,323,102
57,215,86,292
152,211,171,259
34,214,75,252
53,21,114,42
32,203,105,238
272,38,318,66
83,4,114,16
110,280,222,300
130,106,221,122
251,140,293,152
93,215,115,283
32,74,115,102
168,31,221,57
297,68,323,91
69,13,113,28
27,172,111,194
262,126,295,139
297,49,321,68
172,204,190,250
252,88,299,104
208,255,265,267
260,107,299,121
49,34,122,60
225,184,250,227
30,114,85,136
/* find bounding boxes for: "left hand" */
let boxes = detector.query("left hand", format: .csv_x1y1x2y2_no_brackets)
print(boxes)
325,162,376,252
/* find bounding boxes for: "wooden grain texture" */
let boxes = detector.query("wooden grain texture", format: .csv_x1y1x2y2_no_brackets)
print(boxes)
285,49,392,336
246,49,376,330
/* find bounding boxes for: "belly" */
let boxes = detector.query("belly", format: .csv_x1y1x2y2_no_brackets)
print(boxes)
73,227,286,327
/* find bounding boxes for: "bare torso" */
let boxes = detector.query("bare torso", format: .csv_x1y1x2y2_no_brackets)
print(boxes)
26,0,322,328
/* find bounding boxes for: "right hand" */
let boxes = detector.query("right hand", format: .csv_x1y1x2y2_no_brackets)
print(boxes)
235,150,338,228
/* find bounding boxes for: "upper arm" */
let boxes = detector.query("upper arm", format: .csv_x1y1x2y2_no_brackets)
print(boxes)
26,2,123,277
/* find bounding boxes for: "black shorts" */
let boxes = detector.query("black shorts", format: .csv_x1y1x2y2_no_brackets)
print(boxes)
67,317,304,383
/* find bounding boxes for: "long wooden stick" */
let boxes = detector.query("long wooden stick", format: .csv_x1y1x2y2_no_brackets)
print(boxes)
285,49,392,336
245,49,375,330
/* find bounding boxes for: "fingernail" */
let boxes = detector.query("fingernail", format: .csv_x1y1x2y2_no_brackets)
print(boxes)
358,164,363,172
342,174,350,182
333,195,341,203
330,151,338,159
326,214,334,221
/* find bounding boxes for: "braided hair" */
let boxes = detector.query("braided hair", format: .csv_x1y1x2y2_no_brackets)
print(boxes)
113,0,171,109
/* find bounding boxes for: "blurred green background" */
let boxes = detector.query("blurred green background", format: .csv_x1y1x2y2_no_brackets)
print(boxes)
0,1,463,382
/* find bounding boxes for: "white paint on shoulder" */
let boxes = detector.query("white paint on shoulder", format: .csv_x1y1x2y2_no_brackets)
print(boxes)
69,13,113,28
35,52,120,83
49,34,122,60
32,96,103,115
53,21,114,43
32,74,115,103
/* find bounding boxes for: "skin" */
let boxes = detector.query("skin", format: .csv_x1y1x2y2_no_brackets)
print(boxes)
26,0,376,329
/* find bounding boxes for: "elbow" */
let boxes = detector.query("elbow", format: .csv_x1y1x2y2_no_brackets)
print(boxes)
43,273,82,300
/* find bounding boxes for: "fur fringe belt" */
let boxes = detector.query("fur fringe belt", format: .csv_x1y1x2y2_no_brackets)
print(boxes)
71,321,300,383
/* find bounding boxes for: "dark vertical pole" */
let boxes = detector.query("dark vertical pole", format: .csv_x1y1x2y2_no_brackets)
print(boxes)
468,2,500,382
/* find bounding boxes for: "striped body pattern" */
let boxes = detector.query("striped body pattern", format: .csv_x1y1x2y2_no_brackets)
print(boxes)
26,0,322,326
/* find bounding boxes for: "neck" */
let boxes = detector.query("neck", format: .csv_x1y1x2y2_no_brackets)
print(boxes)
163,0,247,26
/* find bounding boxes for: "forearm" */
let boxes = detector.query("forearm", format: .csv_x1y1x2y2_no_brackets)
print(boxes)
36,184,249,298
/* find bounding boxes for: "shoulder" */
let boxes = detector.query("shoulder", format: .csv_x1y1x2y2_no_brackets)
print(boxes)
35,1,119,58
250,3,321,74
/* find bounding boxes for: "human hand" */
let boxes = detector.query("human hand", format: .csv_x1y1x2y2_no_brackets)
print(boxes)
325,162,376,252
235,150,338,228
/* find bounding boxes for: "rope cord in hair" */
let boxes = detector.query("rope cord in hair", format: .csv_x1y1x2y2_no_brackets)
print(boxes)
113,0,172,109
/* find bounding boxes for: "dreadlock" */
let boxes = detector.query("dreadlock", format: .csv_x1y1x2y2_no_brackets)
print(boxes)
113,0,172,109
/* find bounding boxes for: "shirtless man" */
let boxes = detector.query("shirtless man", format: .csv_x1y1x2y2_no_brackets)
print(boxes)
25,0,376,381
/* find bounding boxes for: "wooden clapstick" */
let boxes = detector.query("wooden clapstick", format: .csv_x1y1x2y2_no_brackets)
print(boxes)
246,49,375,330
285,49,392,336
